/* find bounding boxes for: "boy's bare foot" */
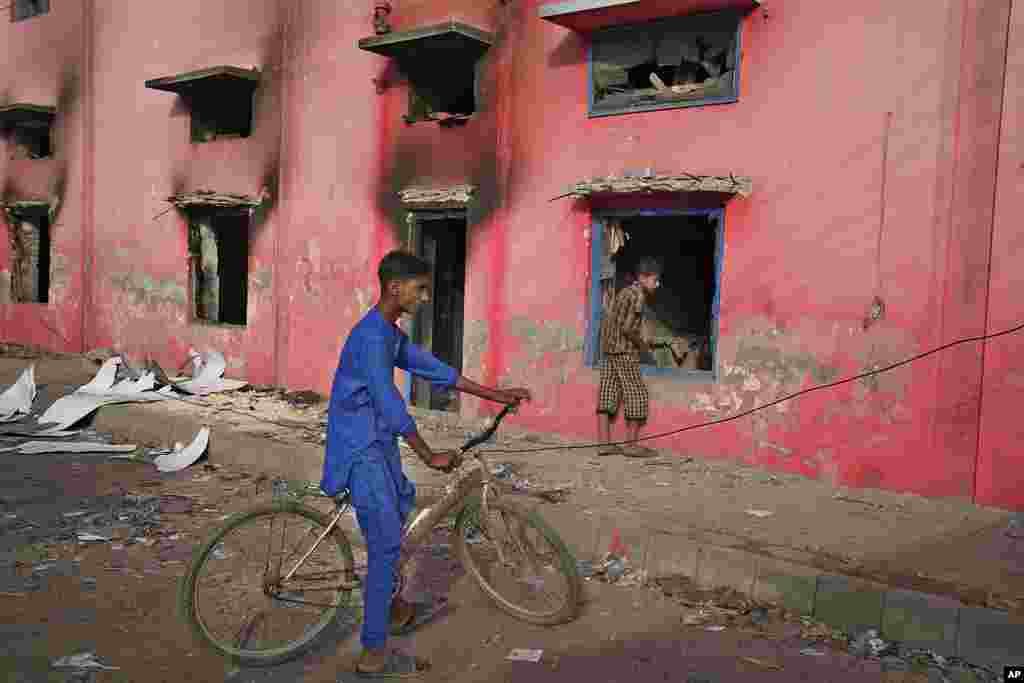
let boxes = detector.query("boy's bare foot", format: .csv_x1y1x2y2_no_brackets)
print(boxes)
357,647,389,672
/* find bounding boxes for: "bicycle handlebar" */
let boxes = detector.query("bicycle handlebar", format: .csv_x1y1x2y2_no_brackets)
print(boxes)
458,401,517,454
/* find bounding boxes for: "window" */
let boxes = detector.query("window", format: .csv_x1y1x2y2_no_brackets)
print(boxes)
188,212,249,326
9,123,51,159
11,0,48,22
0,105,56,160
407,210,467,411
144,66,259,144
4,207,50,304
589,12,742,117
405,69,477,124
358,22,493,125
588,210,724,377
190,94,254,143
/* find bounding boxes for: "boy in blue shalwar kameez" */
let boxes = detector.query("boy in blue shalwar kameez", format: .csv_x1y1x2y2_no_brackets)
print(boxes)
320,250,530,678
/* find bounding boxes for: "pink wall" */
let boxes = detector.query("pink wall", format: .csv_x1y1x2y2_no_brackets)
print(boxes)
1,0,1020,510
0,4,87,351
977,0,1024,511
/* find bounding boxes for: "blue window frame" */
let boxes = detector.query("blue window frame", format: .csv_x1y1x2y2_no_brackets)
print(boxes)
587,10,743,118
586,207,725,380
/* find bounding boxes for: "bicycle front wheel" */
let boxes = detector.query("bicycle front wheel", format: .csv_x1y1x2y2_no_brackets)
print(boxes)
453,496,581,625
178,502,358,666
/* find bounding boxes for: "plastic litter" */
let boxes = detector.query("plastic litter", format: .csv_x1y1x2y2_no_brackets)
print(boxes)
705,625,726,632
52,652,120,671
749,606,770,625
745,509,774,518
605,556,627,582
849,628,894,658
506,649,543,663
576,559,595,578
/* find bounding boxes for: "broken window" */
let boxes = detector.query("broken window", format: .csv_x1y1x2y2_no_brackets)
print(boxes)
144,67,259,144
589,12,741,117
5,208,51,304
592,212,722,374
11,0,49,22
188,212,249,326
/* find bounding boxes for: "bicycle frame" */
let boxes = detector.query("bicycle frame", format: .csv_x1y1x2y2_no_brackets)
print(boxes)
278,403,517,589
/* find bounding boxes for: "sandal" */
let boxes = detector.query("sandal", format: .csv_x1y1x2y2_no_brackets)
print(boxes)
623,445,659,458
389,597,450,636
354,651,431,678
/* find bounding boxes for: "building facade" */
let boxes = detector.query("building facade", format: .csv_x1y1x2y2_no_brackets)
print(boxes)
1,0,1021,510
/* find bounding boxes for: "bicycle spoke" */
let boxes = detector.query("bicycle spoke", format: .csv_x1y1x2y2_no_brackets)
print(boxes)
235,611,265,649
187,507,356,662
457,499,577,623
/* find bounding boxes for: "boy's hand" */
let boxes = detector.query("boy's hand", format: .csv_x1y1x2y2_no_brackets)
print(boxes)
427,450,462,473
498,388,531,406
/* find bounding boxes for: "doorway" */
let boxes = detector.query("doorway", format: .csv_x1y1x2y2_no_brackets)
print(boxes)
409,211,467,411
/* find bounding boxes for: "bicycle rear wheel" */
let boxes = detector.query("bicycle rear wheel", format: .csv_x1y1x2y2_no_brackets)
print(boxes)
453,496,580,625
178,502,358,666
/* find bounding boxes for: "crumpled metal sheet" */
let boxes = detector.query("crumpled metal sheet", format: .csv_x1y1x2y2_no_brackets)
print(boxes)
0,440,137,455
173,349,248,395
153,427,210,472
0,364,36,422
35,358,170,432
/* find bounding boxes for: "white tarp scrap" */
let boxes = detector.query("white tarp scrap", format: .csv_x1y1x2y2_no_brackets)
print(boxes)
153,427,210,472
0,365,36,423
0,440,137,455
174,349,247,395
34,358,170,432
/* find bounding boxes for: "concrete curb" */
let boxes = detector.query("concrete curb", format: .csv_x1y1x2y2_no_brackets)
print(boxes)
92,402,1023,672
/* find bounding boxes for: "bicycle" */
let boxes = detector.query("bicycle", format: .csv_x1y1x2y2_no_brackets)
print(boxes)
178,403,582,666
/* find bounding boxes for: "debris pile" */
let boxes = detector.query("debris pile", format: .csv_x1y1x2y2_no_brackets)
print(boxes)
490,462,572,503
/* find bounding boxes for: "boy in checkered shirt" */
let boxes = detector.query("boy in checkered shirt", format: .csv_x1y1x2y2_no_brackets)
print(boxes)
596,258,661,457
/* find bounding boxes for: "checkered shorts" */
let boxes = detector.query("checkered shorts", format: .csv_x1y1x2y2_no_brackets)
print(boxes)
597,353,648,421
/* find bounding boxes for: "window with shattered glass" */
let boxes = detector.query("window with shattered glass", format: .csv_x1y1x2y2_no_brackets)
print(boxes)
589,11,742,117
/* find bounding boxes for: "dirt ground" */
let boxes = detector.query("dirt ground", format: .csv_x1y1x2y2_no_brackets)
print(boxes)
1,450,962,683
0,344,1014,681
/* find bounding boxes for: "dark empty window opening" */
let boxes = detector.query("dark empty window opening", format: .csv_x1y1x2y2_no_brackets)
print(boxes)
188,212,249,326
590,12,741,117
190,92,254,143
6,212,51,304
358,22,492,126
11,0,49,22
145,67,260,144
404,66,477,123
7,122,52,159
409,212,467,411
594,213,721,373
